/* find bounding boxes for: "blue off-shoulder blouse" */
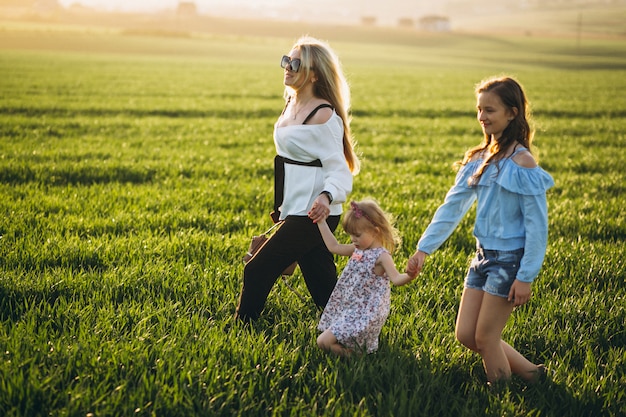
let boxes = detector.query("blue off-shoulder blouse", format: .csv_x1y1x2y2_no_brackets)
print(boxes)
418,152,554,283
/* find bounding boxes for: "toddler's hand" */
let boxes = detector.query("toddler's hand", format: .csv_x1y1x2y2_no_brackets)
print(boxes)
308,195,330,224
406,258,419,278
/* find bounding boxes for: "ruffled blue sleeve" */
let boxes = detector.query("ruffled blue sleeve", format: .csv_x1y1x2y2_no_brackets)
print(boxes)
417,163,478,254
495,162,554,195
455,160,481,189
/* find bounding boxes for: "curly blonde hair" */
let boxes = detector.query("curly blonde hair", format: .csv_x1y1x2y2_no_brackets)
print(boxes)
341,199,401,252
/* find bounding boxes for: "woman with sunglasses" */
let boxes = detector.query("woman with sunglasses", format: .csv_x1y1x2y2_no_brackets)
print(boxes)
235,36,359,322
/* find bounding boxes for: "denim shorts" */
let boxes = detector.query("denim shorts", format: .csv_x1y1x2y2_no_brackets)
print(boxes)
464,247,524,298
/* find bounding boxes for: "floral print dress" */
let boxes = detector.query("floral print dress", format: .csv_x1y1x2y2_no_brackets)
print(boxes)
318,247,390,353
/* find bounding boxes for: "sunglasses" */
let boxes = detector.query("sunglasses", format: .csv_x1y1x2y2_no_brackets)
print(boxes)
281,55,301,72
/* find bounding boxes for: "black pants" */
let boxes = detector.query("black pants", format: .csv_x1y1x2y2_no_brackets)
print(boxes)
235,215,340,322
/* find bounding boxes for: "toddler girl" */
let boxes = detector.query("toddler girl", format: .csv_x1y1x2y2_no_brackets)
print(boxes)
313,199,414,356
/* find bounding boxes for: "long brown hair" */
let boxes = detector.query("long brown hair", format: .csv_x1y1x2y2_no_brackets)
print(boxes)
461,76,533,185
286,36,360,174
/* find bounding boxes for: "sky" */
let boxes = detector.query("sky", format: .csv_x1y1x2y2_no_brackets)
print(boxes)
56,0,446,24
57,0,365,12
58,0,200,12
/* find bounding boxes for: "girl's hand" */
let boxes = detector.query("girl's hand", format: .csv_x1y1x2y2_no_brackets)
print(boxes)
508,280,532,307
308,195,331,224
406,250,428,278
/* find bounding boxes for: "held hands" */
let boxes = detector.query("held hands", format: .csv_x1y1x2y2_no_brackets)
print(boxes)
308,194,331,224
406,250,428,278
508,280,532,307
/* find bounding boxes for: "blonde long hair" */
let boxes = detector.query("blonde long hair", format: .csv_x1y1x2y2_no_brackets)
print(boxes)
284,36,360,174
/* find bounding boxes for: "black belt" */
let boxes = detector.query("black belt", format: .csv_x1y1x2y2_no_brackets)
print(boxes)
271,155,322,223
476,245,524,257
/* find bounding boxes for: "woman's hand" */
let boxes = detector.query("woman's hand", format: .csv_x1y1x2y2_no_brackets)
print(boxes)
308,195,330,224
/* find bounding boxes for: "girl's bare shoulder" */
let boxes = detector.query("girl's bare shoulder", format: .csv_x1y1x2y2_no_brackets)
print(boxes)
512,149,537,168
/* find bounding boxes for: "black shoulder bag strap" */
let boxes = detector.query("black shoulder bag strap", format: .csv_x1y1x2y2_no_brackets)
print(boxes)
271,104,332,223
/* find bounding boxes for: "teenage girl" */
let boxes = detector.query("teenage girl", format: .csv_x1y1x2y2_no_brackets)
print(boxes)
407,76,554,385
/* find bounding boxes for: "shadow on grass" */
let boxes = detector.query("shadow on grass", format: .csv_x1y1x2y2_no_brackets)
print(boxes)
226,278,606,416
327,341,605,417
229,304,605,417
516,378,606,417
0,278,74,323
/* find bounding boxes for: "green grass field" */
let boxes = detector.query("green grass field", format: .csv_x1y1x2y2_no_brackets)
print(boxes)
0,18,625,417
